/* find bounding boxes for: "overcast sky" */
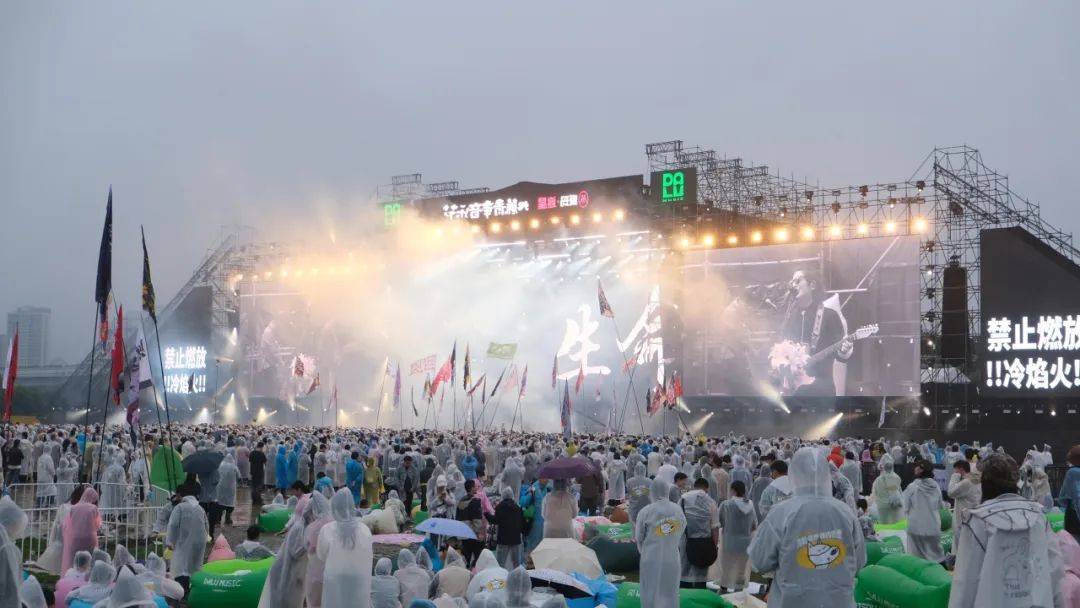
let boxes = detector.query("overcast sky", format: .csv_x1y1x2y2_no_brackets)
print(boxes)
2,2,1078,364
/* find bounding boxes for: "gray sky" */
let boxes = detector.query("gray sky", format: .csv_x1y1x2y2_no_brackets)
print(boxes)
2,2,1078,364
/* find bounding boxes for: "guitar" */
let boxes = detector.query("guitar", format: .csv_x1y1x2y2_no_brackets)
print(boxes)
768,324,879,395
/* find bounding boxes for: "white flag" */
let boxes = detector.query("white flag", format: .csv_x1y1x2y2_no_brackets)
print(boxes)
878,396,887,428
127,327,152,406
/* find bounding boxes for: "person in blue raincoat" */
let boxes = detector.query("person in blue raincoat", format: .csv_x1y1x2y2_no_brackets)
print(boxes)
275,445,290,493
520,478,552,554
288,442,302,487
346,451,365,505
461,450,478,482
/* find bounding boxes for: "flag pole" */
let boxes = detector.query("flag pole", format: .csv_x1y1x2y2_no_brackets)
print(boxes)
374,360,387,430
609,316,646,435
79,309,99,483
509,392,523,433
95,297,123,484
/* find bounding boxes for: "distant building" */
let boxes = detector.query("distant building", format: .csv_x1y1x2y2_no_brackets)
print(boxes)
6,306,50,368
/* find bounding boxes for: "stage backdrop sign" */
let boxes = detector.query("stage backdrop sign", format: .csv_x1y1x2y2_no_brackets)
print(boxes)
981,227,1080,396
678,235,920,399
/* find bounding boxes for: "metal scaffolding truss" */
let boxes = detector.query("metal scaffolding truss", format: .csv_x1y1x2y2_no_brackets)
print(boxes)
377,173,489,202
645,140,1079,406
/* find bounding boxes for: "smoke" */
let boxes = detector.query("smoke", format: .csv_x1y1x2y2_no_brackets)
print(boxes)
231,196,661,432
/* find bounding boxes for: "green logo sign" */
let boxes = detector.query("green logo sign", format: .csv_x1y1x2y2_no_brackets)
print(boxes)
383,202,402,227
661,170,686,203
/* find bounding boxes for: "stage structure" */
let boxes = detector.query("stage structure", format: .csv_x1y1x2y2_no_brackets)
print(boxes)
50,143,1080,448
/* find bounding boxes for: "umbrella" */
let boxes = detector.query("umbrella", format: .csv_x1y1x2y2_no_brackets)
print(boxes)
536,456,596,480
415,517,477,540
182,451,224,474
527,569,593,599
530,538,603,578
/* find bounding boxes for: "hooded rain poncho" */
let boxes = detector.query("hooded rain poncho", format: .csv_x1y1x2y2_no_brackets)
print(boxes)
304,491,334,608
395,548,433,607
371,557,401,608
67,561,117,605
166,495,209,578
318,488,373,608
633,478,686,608
748,447,865,608
504,566,532,608
20,574,47,608
62,488,101,573
870,455,903,524
107,568,157,608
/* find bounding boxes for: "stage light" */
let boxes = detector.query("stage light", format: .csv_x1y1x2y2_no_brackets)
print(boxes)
251,274,258,282
829,225,842,238
922,407,932,416
296,269,303,277
751,231,763,243
570,214,581,225
1052,409,1057,416
775,228,789,242
702,234,716,247
433,227,444,238
329,266,337,274
490,222,502,233
281,269,289,278
727,234,738,245
801,226,815,240
510,220,521,231
452,225,462,235
550,216,561,225
679,236,691,249
592,212,603,223
856,223,869,235
916,180,926,193
885,221,897,233
804,191,814,202
236,273,244,281
613,209,625,221
263,271,272,279
471,224,481,234
913,217,928,232
529,218,541,229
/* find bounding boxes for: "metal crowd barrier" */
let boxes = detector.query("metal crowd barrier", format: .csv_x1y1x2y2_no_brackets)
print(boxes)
5,482,172,570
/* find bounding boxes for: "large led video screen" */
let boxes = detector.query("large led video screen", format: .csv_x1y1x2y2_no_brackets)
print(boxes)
981,227,1080,397
680,235,921,398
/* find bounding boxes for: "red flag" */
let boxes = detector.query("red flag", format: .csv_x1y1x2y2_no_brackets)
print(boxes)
519,364,528,399
306,372,320,395
648,382,664,415
575,365,585,395
673,372,684,399
110,306,125,405
431,354,453,395
293,356,305,378
2,328,18,423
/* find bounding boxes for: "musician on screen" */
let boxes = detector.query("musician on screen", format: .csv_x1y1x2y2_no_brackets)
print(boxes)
773,269,853,397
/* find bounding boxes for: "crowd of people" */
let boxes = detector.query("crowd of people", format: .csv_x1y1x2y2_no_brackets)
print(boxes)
0,422,1077,607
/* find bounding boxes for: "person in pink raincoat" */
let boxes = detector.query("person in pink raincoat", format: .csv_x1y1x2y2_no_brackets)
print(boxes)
61,488,101,573
207,534,236,562
303,492,333,608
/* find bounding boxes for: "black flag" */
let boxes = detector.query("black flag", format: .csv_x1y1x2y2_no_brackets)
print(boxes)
141,226,156,322
95,189,113,347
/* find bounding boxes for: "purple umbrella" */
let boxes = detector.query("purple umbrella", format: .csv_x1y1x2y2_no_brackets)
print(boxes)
537,456,596,480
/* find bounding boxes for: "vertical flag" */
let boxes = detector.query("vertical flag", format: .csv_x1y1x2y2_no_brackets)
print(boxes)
449,340,457,385
2,328,19,423
672,372,684,400
293,356,306,378
422,375,432,404
504,364,520,397
561,380,572,442
110,306,126,405
431,353,453,395
411,386,419,417
463,344,471,391
306,372,321,395
489,364,508,399
126,328,151,428
187,373,194,393
575,365,585,395
95,189,113,349
481,376,487,405
878,396,887,428
598,279,614,318
393,363,402,408
519,364,528,399
141,226,156,323
551,354,558,389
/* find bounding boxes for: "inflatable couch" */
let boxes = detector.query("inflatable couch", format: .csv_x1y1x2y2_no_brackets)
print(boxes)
615,582,735,608
189,557,274,608
584,523,639,573
874,508,953,533
854,553,952,608
257,509,293,534
864,535,904,565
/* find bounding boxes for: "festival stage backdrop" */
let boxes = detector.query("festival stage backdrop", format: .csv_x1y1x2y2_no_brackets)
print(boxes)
981,227,1080,397
678,235,920,399
236,245,660,430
